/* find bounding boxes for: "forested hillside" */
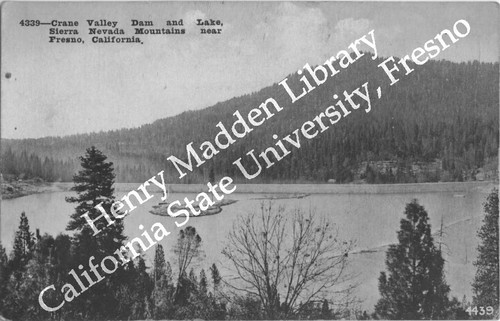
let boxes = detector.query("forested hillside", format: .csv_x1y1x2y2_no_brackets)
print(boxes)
1,55,498,184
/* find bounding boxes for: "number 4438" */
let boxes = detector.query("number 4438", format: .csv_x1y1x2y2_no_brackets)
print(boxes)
466,306,494,316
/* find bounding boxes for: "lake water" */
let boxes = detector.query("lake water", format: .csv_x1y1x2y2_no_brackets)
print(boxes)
1,183,494,311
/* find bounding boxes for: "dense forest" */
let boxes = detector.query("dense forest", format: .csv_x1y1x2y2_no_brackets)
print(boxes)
1,55,498,184
0,146,497,320
0,147,364,320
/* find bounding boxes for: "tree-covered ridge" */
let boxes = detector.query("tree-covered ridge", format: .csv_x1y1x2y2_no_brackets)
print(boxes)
1,56,498,183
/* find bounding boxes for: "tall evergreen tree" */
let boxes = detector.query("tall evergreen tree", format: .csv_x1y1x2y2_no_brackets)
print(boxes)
0,243,8,316
153,244,166,284
165,261,173,285
65,146,127,318
210,263,221,297
175,271,192,306
2,215,38,320
374,200,451,319
15,234,59,320
189,267,199,294
9,212,35,277
131,257,153,320
66,146,126,258
199,269,208,296
151,244,174,319
321,299,331,319
472,188,499,315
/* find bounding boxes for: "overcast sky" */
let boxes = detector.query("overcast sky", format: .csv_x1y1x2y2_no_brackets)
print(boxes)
1,1,498,139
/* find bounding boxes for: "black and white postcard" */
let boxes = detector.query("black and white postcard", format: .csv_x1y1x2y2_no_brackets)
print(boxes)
0,2,498,320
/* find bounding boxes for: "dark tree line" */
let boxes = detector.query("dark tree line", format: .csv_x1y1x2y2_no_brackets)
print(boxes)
0,147,497,320
0,147,227,320
0,147,75,182
2,57,498,183
0,215,227,320
0,147,358,320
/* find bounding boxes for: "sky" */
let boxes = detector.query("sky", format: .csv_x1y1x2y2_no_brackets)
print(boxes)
1,1,498,139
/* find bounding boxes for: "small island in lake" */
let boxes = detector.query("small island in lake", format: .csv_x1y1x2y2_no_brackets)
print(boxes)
149,198,238,217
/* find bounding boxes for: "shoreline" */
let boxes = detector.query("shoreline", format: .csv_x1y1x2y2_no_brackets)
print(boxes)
2,180,497,200
1,180,66,200
119,180,497,195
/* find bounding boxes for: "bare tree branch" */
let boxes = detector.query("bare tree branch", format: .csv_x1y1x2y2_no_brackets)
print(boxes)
222,202,356,318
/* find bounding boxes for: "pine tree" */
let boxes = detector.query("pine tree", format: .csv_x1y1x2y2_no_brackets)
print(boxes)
114,260,137,318
66,146,126,259
153,244,166,284
131,257,153,319
3,233,58,320
15,234,59,320
0,243,8,315
151,244,173,319
199,269,208,296
175,271,191,306
65,146,126,318
165,261,173,285
472,188,499,315
9,212,35,278
321,299,331,319
210,263,221,297
374,199,451,319
189,267,199,294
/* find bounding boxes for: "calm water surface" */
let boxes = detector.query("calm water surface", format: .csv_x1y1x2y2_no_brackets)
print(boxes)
1,184,492,310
